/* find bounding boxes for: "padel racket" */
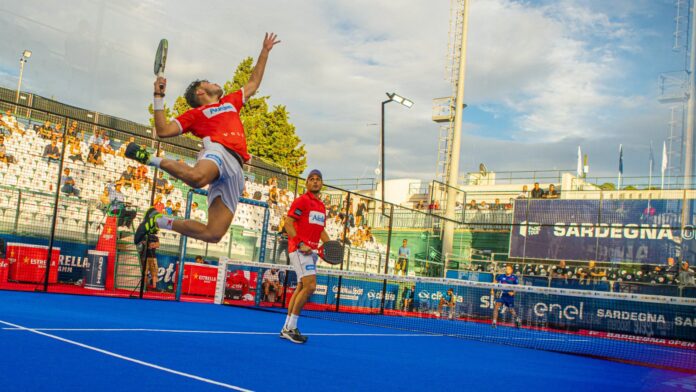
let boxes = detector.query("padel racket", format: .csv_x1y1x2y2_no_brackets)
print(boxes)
319,240,344,265
154,39,168,91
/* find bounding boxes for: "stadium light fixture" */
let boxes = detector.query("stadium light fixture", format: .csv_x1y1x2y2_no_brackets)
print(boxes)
387,92,414,108
380,92,413,212
15,49,32,112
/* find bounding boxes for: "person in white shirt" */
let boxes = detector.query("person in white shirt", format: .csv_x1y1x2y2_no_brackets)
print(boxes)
191,201,207,221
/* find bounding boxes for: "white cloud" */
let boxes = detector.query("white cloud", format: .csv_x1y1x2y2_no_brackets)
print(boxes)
0,0,677,182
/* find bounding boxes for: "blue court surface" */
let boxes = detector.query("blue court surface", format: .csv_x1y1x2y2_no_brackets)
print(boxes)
0,291,693,392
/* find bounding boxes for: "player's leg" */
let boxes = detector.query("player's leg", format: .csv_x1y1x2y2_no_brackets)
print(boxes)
148,258,159,288
136,197,233,244
492,302,502,326
159,159,220,189
508,302,521,327
291,274,317,316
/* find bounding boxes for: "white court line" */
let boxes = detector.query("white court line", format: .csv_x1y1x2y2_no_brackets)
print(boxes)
1,327,437,337
0,320,253,392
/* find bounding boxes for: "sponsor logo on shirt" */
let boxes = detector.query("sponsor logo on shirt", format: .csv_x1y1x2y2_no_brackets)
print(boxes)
305,264,316,271
294,208,302,216
309,211,325,226
202,103,236,118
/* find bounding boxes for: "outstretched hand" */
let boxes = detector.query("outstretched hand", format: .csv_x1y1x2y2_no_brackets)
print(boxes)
263,32,281,52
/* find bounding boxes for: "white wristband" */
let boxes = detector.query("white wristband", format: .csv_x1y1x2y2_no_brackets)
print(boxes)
153,97,165,111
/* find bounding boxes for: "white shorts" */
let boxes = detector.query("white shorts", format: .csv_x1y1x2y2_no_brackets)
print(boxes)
289,250,318,279
197,137,245,214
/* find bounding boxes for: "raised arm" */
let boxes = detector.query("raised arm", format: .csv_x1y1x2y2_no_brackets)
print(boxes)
152,77,183,138
243,33,281,101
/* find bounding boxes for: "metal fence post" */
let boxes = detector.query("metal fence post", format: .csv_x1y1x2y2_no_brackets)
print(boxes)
43,117,69,292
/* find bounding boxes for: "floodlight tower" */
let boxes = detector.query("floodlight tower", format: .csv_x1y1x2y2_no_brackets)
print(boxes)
434,0,468,257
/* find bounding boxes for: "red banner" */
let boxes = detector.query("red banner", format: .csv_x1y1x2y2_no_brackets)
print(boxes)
6,243,60,283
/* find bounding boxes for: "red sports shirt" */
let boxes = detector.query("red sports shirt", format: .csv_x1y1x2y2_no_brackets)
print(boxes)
287,191,326,253
174,89,250,162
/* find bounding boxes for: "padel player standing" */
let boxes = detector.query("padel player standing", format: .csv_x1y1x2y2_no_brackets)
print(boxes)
281,170,330,344
126,33,280,245
491,264,522,328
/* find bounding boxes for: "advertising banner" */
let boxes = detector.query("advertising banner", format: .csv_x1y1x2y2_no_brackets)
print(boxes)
311,275,399,310
510,199,689,263
413,283,696,341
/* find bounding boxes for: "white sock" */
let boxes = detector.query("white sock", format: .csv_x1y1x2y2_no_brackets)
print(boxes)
149,157,163,168
283,314,291,329
156,215,174,230
288,314,299,330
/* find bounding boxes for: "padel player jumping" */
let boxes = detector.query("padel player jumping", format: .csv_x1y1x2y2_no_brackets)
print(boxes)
125,33,280,245
281,170,330,344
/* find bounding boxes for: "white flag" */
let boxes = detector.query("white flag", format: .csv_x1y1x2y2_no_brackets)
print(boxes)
577,146,583,176
661,141,668,175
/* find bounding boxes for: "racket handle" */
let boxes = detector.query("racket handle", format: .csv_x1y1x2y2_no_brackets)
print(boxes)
157,71,165,91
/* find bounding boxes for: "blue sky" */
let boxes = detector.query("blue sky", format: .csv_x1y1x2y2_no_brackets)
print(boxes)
0,0,688,185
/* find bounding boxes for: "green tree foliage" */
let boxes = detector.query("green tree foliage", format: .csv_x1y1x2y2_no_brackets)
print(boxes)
599,182,616,190
147,57,306,175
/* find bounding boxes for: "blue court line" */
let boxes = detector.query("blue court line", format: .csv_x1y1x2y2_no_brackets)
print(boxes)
0,290,689,392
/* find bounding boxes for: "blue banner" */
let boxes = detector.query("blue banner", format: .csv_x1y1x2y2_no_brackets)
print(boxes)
510,199,691,263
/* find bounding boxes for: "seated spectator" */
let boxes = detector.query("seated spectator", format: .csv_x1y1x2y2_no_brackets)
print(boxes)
490,198,503,211
581,260,606,284
191,201,207,221
195,255,208,264
531,182,544,198
164,199,174,215
37,120,54,139
172,201,182,217
87,134,104,165
68,138,83,162
416,200,425,210
677,261,695,286
155,172,174,194
53,123,63,138
101,134,115,155
505,198,514,210
268,186,279,205
98,186,110,209
544,184,560,199
117,137,135,157
517,185,529,199
60,168,80,197
135,165,150,186
43,138,61,162
664,257,679,279
550,260,569,279
479,201,490,210
467,200,479,210
117,166,138,189
242,188,250,198
0,136,15,165
153,194,165,213
262,268,282,303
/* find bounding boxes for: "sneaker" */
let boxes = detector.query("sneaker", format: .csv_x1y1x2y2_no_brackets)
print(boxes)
279,328,288,339
125,142,150,165
134,207,160,245
282,328,307,344
515,318,522,328
491,321,497,328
